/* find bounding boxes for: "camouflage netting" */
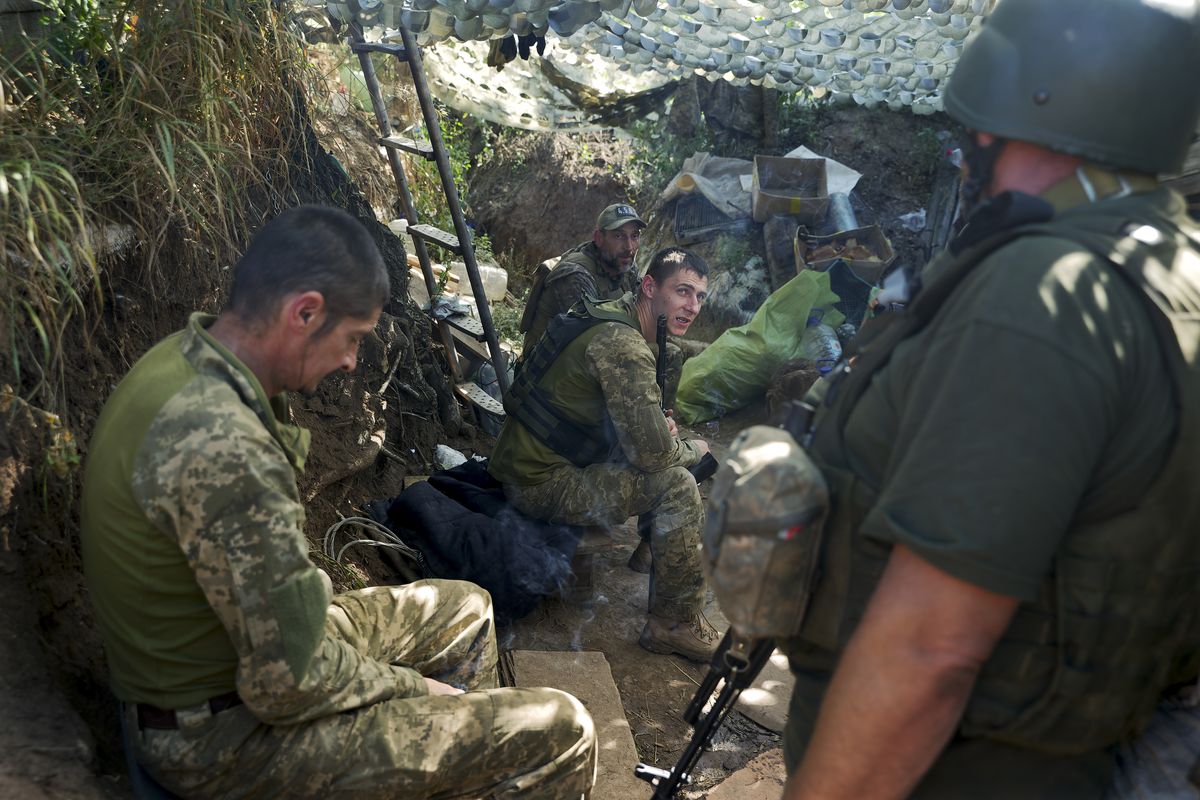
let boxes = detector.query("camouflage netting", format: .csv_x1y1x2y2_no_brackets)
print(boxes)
318,0,997,129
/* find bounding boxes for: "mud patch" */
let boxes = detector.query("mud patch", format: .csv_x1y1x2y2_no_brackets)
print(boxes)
468,131,638,295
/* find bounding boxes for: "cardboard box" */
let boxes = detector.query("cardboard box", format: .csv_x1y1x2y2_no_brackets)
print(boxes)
794,224,896,285
751,155,829,224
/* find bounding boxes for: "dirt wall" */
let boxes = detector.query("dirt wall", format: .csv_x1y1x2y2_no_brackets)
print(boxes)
0,104,456,793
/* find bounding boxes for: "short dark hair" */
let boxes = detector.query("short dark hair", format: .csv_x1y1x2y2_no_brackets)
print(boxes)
643,246,709,291
228,205,389,333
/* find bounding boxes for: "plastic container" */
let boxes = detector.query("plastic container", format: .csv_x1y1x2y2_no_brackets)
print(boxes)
446,261,508,304
802,314,842,374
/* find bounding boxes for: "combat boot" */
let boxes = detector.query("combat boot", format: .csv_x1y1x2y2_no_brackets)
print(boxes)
626,539,652,574
638,612,721,662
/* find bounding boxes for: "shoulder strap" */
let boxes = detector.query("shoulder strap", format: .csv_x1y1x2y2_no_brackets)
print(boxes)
816,195,1056,451
504,300,632,467
518,260,552,334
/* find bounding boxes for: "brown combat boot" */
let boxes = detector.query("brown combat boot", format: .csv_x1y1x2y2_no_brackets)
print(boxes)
626,539,652,574
638,612,721,663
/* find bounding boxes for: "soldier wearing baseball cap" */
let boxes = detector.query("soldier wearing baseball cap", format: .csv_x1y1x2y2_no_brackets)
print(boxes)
517,202,647,355
595,203,646,231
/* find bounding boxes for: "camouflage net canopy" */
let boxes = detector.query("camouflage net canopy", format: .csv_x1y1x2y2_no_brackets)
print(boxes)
320,0,998,129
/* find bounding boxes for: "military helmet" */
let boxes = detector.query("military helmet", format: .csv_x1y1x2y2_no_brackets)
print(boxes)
944,0,1200,174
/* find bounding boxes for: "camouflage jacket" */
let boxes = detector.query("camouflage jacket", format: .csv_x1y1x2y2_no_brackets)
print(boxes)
81,313,426,720
520,241,640,354
491,294,702,486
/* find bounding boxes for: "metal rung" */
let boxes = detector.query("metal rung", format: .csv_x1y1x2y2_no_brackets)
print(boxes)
449,324,492,362
456,382,506,417
442,312,485,341
410,224,463,254
349,41,409,59
380,136,434,159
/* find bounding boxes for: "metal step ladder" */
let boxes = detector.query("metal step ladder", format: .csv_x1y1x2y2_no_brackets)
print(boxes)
343,22,509,421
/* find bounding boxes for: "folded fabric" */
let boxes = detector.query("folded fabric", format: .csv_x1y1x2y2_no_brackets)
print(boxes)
371,460,584,625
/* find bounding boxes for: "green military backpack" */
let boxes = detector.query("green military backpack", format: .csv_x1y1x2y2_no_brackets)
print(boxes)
703,422,829,639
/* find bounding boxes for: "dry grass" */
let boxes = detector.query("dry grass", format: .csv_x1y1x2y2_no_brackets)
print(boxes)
1,1,314,418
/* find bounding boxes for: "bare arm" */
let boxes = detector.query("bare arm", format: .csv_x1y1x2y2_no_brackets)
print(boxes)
782,544,1018,800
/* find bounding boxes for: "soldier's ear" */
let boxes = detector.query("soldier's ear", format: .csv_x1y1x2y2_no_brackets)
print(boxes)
640,274,657,299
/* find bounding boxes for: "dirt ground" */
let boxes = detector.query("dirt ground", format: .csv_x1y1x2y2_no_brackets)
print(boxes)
0,70,943,797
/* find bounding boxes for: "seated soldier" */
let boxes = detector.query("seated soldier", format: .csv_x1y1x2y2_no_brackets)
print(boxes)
518,202,646,355
81,206,596,799
491,246,719,662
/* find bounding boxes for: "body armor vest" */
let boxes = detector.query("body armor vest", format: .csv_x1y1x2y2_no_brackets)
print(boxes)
794,190,1200,753
504,298,637,468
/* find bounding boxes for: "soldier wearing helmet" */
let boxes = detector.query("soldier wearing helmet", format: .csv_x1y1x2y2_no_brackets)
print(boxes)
775,1,1200,797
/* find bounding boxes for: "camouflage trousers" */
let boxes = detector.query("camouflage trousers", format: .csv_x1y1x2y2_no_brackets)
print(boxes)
129,579,597,799
504,464,705,621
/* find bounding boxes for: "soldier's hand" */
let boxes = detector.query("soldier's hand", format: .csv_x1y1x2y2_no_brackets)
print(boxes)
665,411,679,438
424,677,464,696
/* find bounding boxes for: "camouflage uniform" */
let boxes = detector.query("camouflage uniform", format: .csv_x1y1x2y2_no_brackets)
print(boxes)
491,295,706,622
82,313,596,799
520,244,689,407
520,242,639,355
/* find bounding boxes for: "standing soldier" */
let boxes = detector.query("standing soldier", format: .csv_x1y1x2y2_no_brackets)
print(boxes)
777,1,1200,798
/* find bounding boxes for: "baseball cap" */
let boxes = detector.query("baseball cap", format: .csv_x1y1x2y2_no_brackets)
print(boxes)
596,203,647,231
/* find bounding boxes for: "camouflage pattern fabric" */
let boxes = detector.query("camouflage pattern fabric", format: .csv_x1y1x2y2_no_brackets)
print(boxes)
522,241,639,354
505,463,705,621
84,315,595,798
495,296,707,621
131,580,597,799
491,296,704,487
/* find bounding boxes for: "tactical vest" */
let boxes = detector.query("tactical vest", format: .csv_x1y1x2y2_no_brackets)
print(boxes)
504,297,639,468
792,190,1200,754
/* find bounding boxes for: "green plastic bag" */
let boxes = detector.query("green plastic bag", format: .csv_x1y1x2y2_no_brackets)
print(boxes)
676,270,843,425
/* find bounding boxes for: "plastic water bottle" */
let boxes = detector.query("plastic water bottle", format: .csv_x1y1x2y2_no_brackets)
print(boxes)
802,313,842,375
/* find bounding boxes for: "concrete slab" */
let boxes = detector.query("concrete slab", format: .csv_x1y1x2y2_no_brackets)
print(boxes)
706,747,787,800
512,650,650,800
704,607,794,734
736,649,794,734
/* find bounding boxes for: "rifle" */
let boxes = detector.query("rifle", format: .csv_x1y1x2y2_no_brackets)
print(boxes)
633,401,817,796
634,630,776,797
655,313,668,410
638,314,718,539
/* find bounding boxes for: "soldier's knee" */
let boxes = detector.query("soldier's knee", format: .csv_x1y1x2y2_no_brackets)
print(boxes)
658,466,702,506
416,578,495,620
545,688,596,751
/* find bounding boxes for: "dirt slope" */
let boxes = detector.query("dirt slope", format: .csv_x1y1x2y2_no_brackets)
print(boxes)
0,107,457,795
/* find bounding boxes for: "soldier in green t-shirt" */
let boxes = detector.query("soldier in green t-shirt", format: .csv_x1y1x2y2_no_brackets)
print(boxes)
492,247,720,662
82,206,596,799
776,2,1200,799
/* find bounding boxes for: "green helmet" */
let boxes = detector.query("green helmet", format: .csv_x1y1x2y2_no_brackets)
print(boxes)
944,0,1200,175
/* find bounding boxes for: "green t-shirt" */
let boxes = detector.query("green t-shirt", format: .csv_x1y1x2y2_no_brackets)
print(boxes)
852,217,1174,601
786,180,1187,798
82,313,425,715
